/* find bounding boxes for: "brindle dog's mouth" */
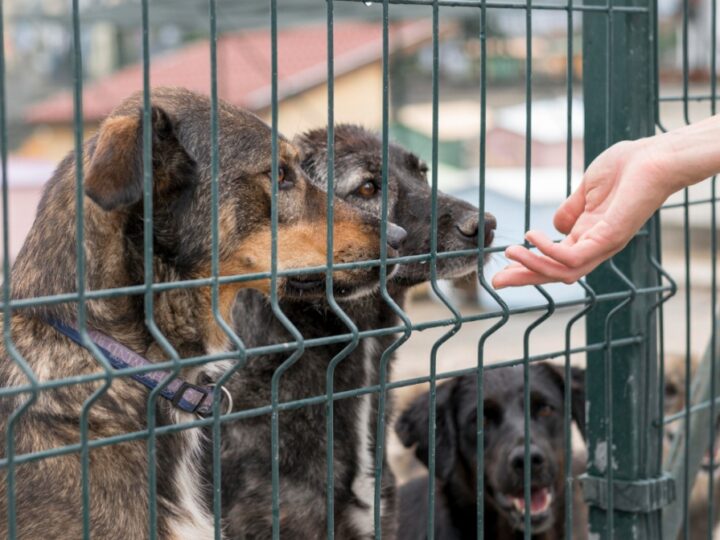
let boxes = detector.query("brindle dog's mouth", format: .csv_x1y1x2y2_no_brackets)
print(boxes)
284,265,397,299
287,277,324,291
495,487,554,532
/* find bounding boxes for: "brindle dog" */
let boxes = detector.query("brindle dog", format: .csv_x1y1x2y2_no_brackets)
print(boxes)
217,125,495,538
395,364,587,540
0,89,396,539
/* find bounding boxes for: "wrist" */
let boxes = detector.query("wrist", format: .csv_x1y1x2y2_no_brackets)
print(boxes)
651,115,720,192
632,136,685,200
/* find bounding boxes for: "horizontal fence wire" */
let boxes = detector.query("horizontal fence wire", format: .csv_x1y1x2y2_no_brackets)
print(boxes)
0,335,641,471
336,0,649,11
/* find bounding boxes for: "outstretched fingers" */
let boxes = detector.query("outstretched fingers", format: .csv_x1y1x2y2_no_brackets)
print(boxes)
525,224,618,270
502,245,583,285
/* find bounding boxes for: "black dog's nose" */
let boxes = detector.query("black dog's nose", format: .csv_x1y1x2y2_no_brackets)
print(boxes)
509,445,546,474
386,222,407,250
456,213,496,246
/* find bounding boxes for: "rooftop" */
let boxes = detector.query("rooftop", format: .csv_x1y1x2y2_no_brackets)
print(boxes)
25,20,433,124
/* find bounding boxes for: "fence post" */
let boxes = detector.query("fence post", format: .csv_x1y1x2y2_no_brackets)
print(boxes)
582,1,668,538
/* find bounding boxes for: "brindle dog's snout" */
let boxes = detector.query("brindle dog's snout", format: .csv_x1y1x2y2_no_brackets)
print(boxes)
456,212,496,247
386,222,408,250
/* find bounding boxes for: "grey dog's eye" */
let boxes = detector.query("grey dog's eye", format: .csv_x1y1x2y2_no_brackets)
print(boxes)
356,180,378,198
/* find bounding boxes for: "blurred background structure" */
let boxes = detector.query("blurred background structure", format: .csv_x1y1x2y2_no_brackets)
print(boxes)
3,0,719,492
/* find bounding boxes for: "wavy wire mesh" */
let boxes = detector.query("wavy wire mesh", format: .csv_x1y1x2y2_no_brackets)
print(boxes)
2,0,719,539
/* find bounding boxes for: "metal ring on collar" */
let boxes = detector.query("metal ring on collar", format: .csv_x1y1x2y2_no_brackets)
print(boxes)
197,384,233,418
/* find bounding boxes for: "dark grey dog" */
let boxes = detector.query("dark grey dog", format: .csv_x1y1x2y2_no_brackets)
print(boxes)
395,364,587,540
215,125,495,538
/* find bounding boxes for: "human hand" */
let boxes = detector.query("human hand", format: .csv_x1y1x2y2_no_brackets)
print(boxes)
492,137,676,288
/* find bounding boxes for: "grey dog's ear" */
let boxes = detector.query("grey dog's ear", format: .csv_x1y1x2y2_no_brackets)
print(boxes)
395,379,458,482
292,128,326,180
85,106,195,211
536,362,586,441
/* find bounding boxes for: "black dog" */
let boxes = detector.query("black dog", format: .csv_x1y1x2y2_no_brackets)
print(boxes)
216,125,495,538
395,363,587,540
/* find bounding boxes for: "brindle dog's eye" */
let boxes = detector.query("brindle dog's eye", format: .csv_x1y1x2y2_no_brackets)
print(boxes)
357,180,378,198
270,166,294,190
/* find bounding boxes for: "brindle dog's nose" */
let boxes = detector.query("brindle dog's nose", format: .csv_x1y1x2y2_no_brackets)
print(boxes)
457,213,496,246
386,222,408,250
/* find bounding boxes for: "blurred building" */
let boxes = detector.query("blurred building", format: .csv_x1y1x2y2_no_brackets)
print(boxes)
19,20,435,161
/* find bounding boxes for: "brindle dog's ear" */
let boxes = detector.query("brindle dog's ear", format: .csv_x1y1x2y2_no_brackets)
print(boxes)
537,362,587,441
395,380,458,481
85,106,193,211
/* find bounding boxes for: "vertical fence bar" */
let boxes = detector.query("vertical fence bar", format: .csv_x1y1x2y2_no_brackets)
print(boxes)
475,1,511,538
71,1,115,538
561,8,601,540
139,2,182,537
521,3,556,538
267,4,307,539
680,3,693,532
583,0,660,538
207,2,247,537
425,2,465,537
1,0,38,535
706,0,718,534
323,3,365,538
373,1,413,537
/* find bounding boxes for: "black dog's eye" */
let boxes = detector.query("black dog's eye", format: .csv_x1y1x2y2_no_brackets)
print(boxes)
356,180,378,198
665,382,678,399
483,403,501,427
536,404,555,418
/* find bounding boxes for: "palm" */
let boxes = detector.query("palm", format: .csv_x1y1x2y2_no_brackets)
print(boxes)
492,140,664,288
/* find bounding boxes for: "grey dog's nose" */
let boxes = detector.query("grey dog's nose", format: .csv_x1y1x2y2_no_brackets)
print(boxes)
386,222,408,250
457,213,496,247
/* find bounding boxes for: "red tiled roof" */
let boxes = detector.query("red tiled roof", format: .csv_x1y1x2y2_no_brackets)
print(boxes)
26,20,432,124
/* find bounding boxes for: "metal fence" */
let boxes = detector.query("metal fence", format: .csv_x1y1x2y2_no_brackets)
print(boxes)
2,0,720,539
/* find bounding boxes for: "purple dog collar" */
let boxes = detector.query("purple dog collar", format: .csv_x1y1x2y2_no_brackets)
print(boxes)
47,319,230,417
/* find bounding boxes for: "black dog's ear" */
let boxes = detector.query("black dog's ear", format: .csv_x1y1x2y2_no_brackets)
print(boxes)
85,106,193,211
395,380,458,481
537,362,587,441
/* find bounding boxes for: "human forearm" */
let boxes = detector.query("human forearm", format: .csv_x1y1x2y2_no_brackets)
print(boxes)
649,114,720,194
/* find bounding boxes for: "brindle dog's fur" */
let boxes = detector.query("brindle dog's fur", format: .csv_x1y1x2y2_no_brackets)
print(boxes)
217,125,495,538
0,89,391,539
395,364,587,540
